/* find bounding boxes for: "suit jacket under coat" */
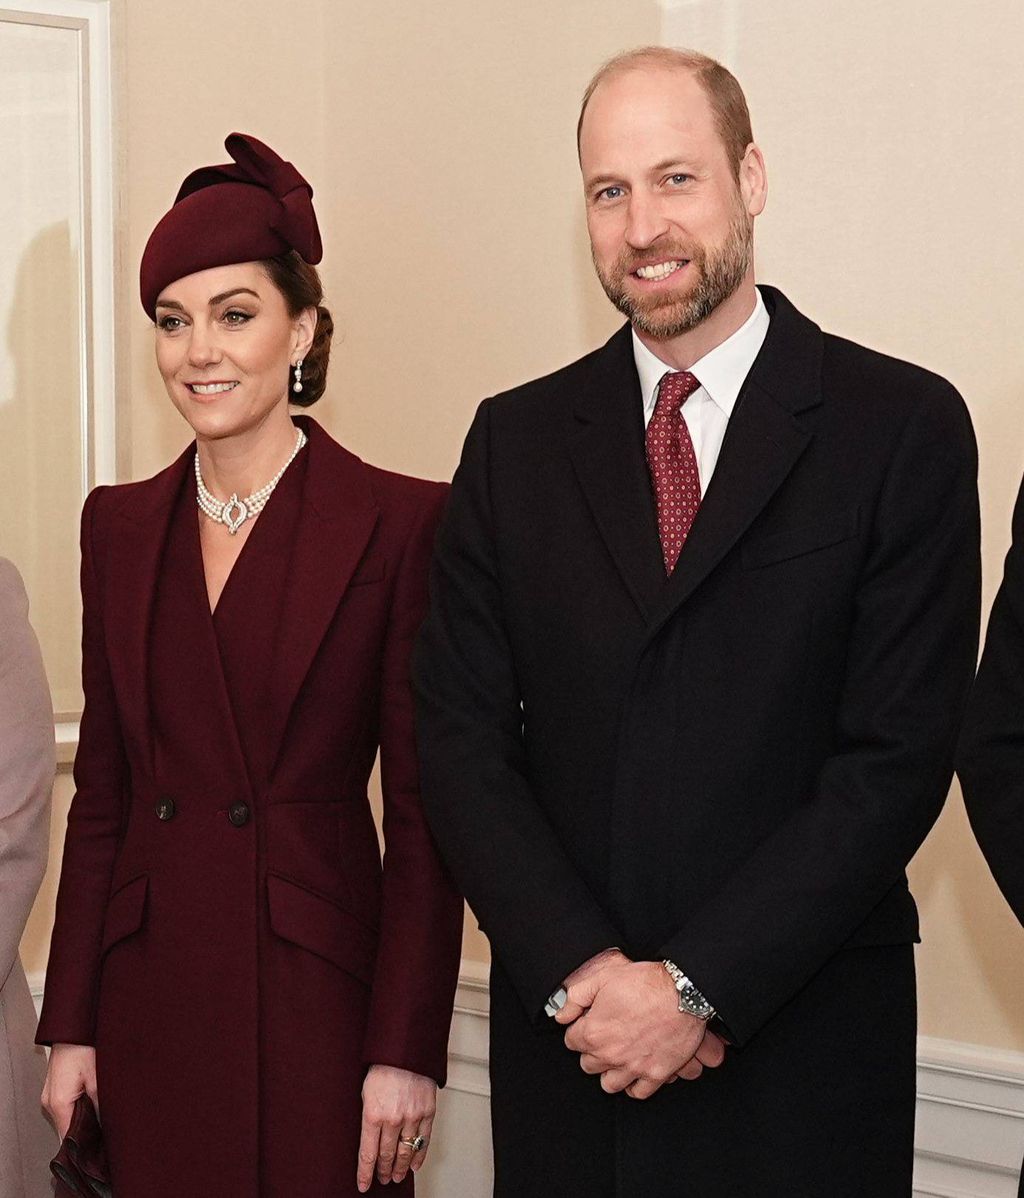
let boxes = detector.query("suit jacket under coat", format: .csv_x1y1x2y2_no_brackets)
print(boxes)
37,418,463,1197
957,475,1024,1198
415,287,981,1194
958,473,1024,920
0,558,58,1197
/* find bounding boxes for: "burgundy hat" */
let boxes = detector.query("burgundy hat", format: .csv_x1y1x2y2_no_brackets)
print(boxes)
139,132,322,319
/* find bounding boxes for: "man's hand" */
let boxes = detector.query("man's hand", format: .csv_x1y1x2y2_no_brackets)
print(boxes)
686,1028,728,1080
554,948,632,1021
557,958,724,1099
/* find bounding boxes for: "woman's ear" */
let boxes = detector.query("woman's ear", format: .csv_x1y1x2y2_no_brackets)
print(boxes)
293,305,318,360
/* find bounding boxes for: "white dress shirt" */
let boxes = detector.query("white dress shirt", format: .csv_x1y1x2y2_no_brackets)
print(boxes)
632,287,770,492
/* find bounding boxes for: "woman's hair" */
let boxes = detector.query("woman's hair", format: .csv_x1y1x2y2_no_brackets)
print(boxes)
261,251,333,407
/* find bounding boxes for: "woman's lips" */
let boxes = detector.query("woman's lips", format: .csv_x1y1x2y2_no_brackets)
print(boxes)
186,381,239,395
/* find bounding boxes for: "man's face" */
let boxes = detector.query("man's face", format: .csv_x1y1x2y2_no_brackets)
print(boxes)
579,66,761,340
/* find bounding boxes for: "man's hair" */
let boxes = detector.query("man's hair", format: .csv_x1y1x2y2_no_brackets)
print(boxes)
577,46,754,181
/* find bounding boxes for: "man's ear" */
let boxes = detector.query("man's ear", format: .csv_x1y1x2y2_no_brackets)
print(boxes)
739,143,768,218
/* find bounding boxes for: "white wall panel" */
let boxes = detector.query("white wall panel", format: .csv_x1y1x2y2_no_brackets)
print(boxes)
0,0,114,720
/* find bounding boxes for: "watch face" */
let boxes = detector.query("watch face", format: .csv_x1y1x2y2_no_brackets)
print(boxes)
663,963,714,1019
681,986,713,1019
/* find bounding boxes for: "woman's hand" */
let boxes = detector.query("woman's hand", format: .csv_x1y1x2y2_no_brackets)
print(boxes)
357,1064,437,1191
42,1043,98,1138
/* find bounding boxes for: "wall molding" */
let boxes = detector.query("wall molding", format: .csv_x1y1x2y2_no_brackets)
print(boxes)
0,0,117,492
54,720,79,768
446,958,491,1100
28,963,1024,1196
914,1037,1024,1197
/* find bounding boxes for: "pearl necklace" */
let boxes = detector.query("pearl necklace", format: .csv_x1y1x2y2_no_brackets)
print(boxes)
195,426,308,535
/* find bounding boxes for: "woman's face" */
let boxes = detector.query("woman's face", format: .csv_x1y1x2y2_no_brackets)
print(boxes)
154,261,315,440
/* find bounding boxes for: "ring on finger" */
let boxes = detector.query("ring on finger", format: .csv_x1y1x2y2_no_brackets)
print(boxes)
399,1134,427,1152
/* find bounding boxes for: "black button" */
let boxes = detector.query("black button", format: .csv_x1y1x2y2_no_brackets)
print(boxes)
155,797,175,821
228,802,250,827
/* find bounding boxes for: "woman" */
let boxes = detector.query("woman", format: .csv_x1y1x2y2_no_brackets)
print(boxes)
0,557,58,1197
38,133,463,1196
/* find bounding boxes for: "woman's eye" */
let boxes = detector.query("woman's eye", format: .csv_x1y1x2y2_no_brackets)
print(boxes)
223,309,252,325
157,315,184,331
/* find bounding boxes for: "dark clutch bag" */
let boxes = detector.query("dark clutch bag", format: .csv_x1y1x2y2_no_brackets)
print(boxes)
50,1094,112,1197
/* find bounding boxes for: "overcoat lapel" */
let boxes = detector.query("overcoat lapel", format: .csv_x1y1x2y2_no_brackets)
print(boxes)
101,419,381,784
103,448,193,777
264,418,380,777
566,325,666,618
643,286,825,644
566,290,825,631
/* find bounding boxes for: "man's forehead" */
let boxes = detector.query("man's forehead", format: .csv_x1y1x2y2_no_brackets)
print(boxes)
580,65,715,149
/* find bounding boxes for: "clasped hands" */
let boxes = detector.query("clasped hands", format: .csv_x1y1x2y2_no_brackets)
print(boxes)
554,949,726,1100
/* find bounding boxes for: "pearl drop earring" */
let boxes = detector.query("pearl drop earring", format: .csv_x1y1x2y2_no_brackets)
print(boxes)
292,359,303,394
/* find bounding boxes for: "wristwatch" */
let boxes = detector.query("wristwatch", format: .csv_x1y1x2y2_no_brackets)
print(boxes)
662,960,715,1020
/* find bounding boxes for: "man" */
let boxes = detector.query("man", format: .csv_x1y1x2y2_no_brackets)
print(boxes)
957,476,1024,1198
415,47,980,1196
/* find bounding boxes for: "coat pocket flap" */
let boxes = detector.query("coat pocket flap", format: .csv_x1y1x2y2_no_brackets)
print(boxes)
350,555,385,586
843,879,921,949
742,507,860,569
267,873,377,985
101,874,148,955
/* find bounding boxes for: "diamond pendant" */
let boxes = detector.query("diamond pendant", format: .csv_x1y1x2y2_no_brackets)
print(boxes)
222,494,248,535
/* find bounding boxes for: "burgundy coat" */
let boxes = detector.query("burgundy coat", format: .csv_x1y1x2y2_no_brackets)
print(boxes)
38,417,463,1197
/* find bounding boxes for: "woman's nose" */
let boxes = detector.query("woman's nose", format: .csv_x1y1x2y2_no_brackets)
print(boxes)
186,326,222,368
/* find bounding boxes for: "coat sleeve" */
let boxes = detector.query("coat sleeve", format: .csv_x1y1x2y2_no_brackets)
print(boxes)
361,483,465,1086
0,559,55,989
660,384,981,1046
957,473,1024,924
36,488,129,1046
414,401,625,1019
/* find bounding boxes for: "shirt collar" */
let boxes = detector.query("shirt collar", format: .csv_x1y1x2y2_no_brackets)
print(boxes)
632,286,770,422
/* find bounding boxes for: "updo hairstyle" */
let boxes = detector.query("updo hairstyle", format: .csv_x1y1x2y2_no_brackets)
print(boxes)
262,250,333,407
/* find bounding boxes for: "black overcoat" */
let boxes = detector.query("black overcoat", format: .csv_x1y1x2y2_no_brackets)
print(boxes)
957,475,1024,1198
415,287,981,1197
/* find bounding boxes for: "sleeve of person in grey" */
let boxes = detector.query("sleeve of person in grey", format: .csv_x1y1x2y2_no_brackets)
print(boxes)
0,555,59,1193
0,557,55,986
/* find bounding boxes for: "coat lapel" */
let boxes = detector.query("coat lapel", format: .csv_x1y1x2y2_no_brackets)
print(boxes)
264,418,380,776
103,448,193,775
566,325,667,619
643,286,825,643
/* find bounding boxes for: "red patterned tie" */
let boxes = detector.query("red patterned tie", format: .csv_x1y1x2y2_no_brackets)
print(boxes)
646,371,702,575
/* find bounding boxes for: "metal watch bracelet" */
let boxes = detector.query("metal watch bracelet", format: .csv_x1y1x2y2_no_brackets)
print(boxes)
661,959,716,1020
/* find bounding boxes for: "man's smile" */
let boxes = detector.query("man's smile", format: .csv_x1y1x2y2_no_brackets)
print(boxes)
633,259,689,281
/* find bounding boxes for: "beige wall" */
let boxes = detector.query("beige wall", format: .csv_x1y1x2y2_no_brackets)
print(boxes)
21,0,658,972
1,19,87,716
124,0,659,479
658,0,1024,1051
18,0,1024,1056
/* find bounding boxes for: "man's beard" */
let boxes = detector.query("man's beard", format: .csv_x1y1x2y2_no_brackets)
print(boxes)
593,213,752,340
